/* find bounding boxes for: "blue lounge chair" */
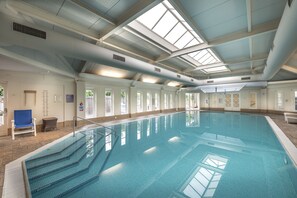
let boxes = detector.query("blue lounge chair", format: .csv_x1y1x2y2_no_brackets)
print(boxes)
11,110,36,140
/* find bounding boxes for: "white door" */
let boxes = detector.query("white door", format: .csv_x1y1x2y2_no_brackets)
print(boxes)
225,93,240,111
0,83,7,136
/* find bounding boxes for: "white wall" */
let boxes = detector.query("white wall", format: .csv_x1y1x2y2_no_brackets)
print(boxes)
0,70,75,130
199,81,297,112
0,70,187,136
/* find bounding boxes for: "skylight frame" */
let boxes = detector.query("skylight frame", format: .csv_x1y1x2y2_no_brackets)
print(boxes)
203,66,229,74
136,0,203,50
133,0,225,73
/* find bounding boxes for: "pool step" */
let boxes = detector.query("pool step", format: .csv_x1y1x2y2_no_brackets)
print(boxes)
54,137,119,198
26,129,104,170
28,133,104,180
26,133,86,164
30,137,107,195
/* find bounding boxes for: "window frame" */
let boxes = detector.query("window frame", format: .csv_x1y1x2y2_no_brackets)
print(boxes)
293,90,297,111
164,93,168,109
137,91,144,113
105,89,114,116
85,89,96,118
276,91,284,110
147,92,152,111
120,89,128,115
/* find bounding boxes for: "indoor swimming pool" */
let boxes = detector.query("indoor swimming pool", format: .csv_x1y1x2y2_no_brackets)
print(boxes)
24,111,297,198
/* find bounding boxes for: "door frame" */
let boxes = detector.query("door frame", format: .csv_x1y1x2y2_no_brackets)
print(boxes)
224,92,240,111
0,82,8,136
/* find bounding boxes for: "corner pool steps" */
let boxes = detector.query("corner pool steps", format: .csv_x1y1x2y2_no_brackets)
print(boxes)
28,133,104,180
29,134,106,194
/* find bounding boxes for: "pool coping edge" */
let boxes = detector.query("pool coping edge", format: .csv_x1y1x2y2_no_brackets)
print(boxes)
2,111,184,198
265,116,297,167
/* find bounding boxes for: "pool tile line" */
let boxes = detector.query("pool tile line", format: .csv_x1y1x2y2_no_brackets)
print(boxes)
265,116,297,167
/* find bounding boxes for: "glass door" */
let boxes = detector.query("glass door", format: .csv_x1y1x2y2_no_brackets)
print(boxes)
0,83,7,136
225,93,240,111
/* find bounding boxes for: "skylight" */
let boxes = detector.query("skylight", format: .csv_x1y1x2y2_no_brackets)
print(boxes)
189,49,220,65
203,66,229,73
134,0,223,73
136,1,203,50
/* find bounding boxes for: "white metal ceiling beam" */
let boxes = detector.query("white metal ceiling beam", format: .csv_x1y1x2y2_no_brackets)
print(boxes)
124,26,171,54
7,0,100,41
70,0,116,25
246,0,252,32
191,66,264,78
156,19,279,62
56,55,77,73
0,47,76,78
125,22,199,68
206,66,265,77
101,40,182,72
131,73,143,86
99,0,163,41
183,55,268,72
163,80,171,85
282,65,297,74
246,0,254,72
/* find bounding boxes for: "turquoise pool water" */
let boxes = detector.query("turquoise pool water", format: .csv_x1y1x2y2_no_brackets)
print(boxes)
25,111,297,198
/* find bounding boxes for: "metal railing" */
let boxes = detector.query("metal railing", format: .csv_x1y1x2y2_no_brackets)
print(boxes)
73,116,117,137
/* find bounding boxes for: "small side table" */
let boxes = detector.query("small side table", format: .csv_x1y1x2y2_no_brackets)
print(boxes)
42,117,58,132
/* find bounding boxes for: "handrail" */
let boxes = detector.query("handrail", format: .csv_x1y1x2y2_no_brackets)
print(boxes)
73,116,117,137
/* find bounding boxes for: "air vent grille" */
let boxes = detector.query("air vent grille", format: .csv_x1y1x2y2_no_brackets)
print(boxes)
154,67,161,72
13,22,46,39
113,54,125,62
241,77,251,81
207,80,214,83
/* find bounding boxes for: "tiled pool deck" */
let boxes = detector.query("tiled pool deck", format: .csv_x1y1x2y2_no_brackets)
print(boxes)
1,113,297,197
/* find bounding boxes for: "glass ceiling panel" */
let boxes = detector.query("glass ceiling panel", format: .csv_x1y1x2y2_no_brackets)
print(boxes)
175,32,194,49
153,11,177,37
165,23,186,44
137,4,166,29
194,50,208,60
189,51,199,57
199,53,211,63
184,37,199,48
136,0,203,49
203,57,215,65
203,66,229,73
133,0,224,72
